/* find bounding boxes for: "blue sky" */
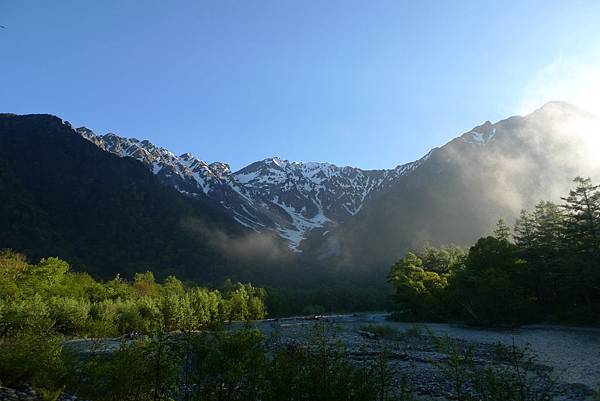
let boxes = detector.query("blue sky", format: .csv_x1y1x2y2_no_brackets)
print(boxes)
2,0,600,170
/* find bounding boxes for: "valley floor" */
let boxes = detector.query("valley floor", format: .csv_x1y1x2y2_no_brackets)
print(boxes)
66,313,600,400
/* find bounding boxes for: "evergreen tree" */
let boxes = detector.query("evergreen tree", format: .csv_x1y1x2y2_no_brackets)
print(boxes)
561,177,600,257
561,177,600,313
511,202,566,312
493,219,512,242
514,209,536,250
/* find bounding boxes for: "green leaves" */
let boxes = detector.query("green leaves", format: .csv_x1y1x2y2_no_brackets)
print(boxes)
0,249,269,400
389,176,600,326
0,251,268,339
0,328,67,393
388,247,462,321
432,335,555,401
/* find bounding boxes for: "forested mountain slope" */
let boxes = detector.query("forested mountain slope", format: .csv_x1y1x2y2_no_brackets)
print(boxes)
0,114,291,282
1,103,598,285
304,102,600,276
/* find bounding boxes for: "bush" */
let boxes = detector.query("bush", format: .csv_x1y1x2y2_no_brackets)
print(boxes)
0,251,268,338
0,294,51,336
189,329,268,401
0,328,67,394
48,297,90,335
432,334,555,401
73,335,180,401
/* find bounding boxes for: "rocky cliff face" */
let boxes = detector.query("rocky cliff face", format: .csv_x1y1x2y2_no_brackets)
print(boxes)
78,128,430,250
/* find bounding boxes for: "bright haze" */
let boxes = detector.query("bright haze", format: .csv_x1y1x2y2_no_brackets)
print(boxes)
2,1,600,170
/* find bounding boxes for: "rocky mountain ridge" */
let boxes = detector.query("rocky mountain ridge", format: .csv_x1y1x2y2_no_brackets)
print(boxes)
78,127,432,249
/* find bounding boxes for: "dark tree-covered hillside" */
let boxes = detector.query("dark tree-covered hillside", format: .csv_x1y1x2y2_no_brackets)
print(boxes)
0,114,260,281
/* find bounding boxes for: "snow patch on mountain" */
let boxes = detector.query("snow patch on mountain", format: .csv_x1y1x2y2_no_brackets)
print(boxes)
460,121,497,146
77,127,433,250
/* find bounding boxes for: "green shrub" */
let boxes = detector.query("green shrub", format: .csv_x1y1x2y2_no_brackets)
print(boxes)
73,335,180,401
189,329,268,401
432,334,555,401
48,297,90,335
0,328,67,393
0,251,268,338
0,294,51,336
37,386,65,401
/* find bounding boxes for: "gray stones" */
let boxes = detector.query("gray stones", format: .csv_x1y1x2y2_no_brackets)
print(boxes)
0,385,87,401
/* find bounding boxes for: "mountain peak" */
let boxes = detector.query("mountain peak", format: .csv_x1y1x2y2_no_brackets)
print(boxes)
540,100,576,109
76,126,94,135
532,101,585,116
524,101,597,123
268,157,289,168
76,128,429,250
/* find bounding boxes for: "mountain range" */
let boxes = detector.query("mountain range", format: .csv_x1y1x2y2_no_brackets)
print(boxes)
77,127,430,251
1,101,599,284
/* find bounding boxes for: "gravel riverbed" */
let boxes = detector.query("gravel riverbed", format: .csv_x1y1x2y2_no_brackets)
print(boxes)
252,313,600,399
65,313,600,400
356,314,600,389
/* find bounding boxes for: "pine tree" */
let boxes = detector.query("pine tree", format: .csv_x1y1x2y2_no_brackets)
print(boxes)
561,177,600,257
493,219,512,242
560,177,600,314
530,201,565,308
514,209,536,249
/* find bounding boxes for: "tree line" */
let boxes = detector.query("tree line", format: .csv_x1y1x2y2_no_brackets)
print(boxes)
388,177,600,326
0,250,267,339
0,249,268,396
0,248,400,401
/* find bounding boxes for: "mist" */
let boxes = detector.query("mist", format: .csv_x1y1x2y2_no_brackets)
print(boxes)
448,102,600,220
179,216,293,263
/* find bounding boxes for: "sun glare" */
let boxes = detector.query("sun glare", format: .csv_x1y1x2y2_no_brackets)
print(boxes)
520,59,600,117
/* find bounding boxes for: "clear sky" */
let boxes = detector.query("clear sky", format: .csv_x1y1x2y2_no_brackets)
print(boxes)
2,1,600,170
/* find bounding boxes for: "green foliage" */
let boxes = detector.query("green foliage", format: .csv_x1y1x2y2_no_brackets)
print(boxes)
451,236,528,326
387,246,465,321
0,251,267,339
260,323,399,401
432,334,555,401
421,243,467,274
189,329,268,401
73,335,181,401
494,218,512,242
0,293,51,336
0,327,67,393
48,297,91,334
37,386,65,401
0,250,269,394
389,177,600,326
71,326,408,401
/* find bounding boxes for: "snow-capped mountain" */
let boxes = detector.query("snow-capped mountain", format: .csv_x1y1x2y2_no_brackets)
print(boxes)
4,101,598,283
78,128,431,250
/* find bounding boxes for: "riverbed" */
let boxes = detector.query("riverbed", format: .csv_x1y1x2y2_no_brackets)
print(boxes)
66,313,600,399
